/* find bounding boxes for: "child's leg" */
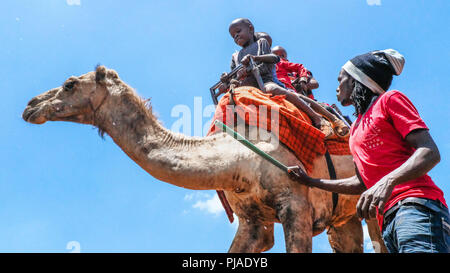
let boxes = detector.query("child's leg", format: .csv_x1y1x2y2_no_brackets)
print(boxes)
264,82,333,136
297,94,350,136
297,94,337,122
264,83,321,124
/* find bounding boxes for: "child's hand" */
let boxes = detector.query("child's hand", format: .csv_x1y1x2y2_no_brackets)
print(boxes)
299,81,307,92
236,68,247,79
287,166,312,186
230,79,241,87
218,82,229,94
241,54,254,66
220,72,229,83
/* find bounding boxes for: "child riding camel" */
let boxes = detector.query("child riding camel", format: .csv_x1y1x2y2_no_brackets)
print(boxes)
271,45,350,136
218,18,335,137
271,45,318,98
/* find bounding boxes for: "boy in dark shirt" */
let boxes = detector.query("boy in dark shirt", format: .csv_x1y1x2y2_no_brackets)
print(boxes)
219,18,333,137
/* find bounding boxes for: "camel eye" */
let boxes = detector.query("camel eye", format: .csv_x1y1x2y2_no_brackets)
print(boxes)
64,81,75,91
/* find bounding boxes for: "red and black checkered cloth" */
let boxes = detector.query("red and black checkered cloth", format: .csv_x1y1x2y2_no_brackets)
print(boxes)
207,86,350,223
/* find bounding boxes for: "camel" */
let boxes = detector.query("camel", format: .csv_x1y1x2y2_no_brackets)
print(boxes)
22,65,386,253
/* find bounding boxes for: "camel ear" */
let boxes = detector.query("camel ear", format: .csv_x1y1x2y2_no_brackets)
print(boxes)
95,65,107,83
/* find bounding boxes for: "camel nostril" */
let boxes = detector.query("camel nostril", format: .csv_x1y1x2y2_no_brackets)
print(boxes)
22,107,33,121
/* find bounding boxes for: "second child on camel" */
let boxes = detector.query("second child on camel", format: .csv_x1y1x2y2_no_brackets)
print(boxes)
271,45,349,136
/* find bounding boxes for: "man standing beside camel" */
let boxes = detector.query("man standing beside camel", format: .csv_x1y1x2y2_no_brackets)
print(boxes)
289,49,450,253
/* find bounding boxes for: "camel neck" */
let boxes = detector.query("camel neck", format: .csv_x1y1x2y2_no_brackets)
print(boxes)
95,90,244,191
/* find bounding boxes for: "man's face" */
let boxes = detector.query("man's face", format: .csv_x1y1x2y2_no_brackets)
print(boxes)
336,69,354,107
229,22,253,47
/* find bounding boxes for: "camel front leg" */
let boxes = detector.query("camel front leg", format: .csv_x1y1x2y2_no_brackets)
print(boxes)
228,218,274,253
327,215,363,253
277,197,313,253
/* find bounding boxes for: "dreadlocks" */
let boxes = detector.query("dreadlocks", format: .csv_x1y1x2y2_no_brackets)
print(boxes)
350,81,377,116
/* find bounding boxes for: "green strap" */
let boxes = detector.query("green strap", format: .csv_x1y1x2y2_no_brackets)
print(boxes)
214,120,288,172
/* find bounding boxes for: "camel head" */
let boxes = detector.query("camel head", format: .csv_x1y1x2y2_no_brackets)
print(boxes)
22,65,117,125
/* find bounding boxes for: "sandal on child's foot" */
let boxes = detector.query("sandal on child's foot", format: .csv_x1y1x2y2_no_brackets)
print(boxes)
316,119,333,139
333,119,350,137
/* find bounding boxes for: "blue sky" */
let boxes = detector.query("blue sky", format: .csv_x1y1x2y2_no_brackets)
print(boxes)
1,0,449,253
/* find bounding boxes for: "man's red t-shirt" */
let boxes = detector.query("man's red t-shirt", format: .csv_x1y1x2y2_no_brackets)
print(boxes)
275,58,309,90
349,90,447,230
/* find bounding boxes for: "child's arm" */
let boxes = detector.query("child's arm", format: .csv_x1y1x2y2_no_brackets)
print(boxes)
241,54,279,65
241,38,280,65
285,61,310,82
254,54,280,63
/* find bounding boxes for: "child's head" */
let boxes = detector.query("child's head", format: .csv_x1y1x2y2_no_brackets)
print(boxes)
255,32,272,47
229,18,255,47
272,45,287,59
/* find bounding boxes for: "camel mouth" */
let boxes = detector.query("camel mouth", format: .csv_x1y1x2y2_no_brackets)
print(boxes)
22,106,47,124
23,104,88,125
